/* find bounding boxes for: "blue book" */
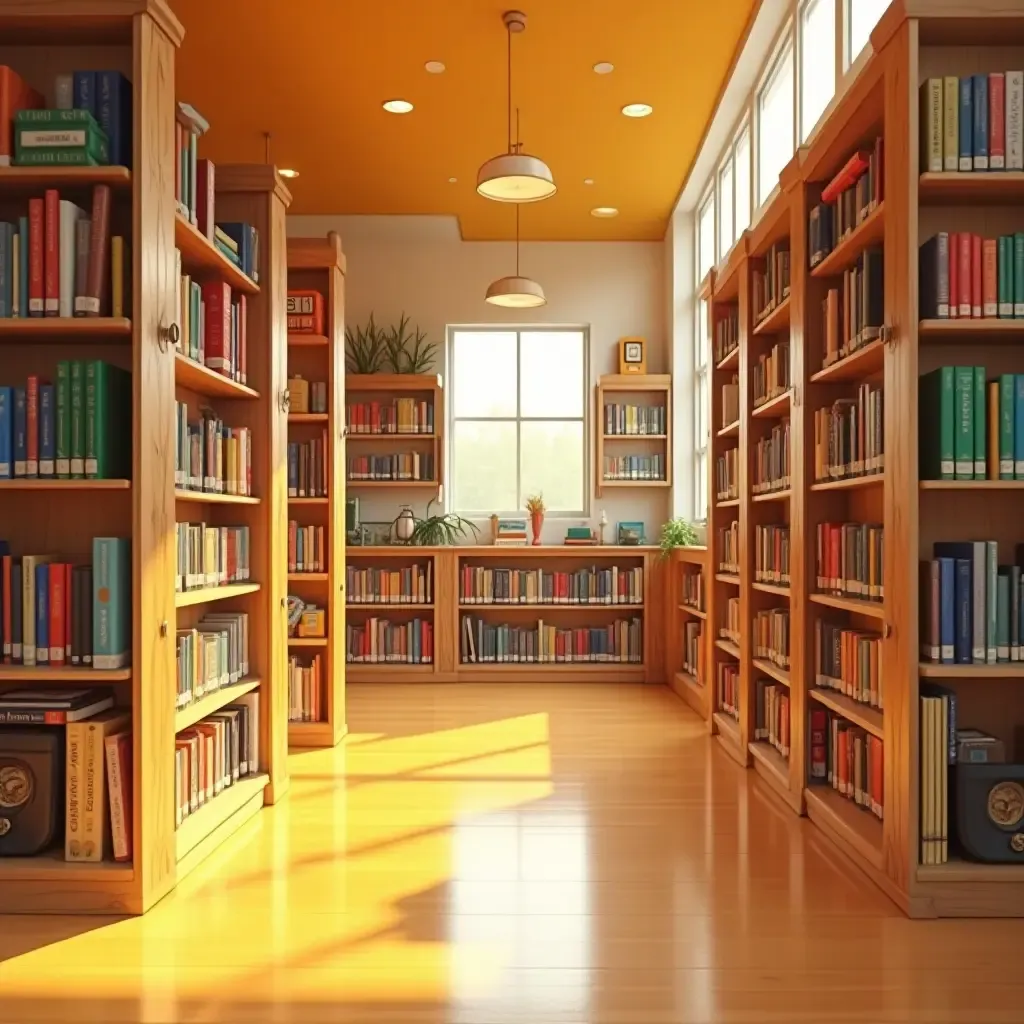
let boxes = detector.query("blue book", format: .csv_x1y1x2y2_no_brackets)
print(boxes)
97,71,132,167
0,221,11,318
92,537,130,669
13,386,27,477
35,563,49,665
973,73,989,170
959,76,973,171
287,443,298,494
72,71,97,117
38,384,55,477
217,222,258,281
938,556,956,663
17,216,28,318
0,387,11,479
954,557,972,663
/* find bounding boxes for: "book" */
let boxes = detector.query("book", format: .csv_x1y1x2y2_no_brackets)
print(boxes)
0,686,113,724
92,537,130,669
104,729,133,861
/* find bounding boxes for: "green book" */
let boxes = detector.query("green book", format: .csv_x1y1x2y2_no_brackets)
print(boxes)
69,360,85,478
997,569,1011,661
955,366,974,479
85,360,106,479
987,540,999,664
13,148,101,167
55,360,71,478
920,366,955,479
1015,233,1024,317
974,365,987,478
14,108,104,133
999,236,1014,318
1000,373,1016,479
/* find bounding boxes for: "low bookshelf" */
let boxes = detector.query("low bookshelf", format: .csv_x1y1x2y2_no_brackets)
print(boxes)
666,545,709,721
286,232,346,749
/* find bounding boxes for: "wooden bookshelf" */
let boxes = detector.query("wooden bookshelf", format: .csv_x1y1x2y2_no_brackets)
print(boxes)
595,374,672,497
285,233,347,747
0,1,292,914
666,546,709,723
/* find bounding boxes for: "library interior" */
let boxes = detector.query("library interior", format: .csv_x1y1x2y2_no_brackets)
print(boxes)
4,0,1024,1021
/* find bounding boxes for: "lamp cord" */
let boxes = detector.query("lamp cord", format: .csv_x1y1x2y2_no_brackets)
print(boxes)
507,24,512,153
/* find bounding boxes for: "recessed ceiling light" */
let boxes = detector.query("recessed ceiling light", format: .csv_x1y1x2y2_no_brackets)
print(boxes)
383,99,414,114
593,61,614,74
448,177,458,183
279,168,299,179
584,178,594,185
622,102,653,118
591,206,619,218
425,61,446,74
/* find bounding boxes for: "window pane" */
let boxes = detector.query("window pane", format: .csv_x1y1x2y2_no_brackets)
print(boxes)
520,421,585,513
695,452,708,521
735,127,751,234
453,420,518,512
520,331,584,417
849,0,889,65
696,372,708,445
695,298,710,371
719,161,734,256
801,0,835,140
758,40,794,205
698,196,715,281
453,331,517,416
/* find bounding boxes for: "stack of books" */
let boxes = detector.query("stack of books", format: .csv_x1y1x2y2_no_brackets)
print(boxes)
494,517,528,547
563,526,595,547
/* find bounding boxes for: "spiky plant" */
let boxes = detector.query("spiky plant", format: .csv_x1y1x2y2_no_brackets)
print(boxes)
410,499,479,546
384,313,437,373
345,314,387,374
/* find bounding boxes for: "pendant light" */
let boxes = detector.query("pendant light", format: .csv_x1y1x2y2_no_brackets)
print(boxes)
477,10,556,204
486,204,547,308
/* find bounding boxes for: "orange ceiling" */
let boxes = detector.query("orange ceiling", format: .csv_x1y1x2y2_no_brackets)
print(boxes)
170,0,755,241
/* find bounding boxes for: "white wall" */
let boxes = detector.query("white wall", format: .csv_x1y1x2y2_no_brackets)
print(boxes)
287,214,670,544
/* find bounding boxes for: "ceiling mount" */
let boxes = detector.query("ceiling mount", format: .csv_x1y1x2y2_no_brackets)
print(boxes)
504,10,526,32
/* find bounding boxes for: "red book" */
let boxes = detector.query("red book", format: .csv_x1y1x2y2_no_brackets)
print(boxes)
43,189,59,316
236,293,247,383
201,280,232,375
958,233,971,318
948,233,959,319
64,561,72,663
196,159,216,239
28,198,44,316
990,72,1006,170
104,730,133,862
25,375,38,476
49,563,66,666
81,184,111,317
971,234,983,319
2,554,11,663
821,150,871,204
0,67,43,166
983,238,998,317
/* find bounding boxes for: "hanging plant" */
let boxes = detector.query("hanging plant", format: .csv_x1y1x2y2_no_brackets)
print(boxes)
384,313,437,374
345,313,387,374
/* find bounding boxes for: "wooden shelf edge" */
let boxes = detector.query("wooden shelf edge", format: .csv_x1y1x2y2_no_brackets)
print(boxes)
809,592,886,619
809,687,884,738
0,479,130,491
752,658,791,687
749,741,793,801
810,202,885,279
175,582,261,608
804,786,884,872
175,678,261,734
809,339,885,383
811,474,884,492
175,772,269,865
715,638,741,659
752,295,791,336
175,489,260,505
918,662,1024,679
0,665,132,682
0,849,133,882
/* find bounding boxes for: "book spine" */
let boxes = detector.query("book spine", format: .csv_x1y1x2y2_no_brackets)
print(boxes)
973,542,986,662
999,235,1014,317
0,226,9,318
85,359,107,478
92,537,129,669
990,72,1006,169
43,189,58,315
1015,233,1024,317
21,554,36,666
974,365,986,478
105,734,130,861
65,719,85,859
70,359,85,477
55,361,70,476
35,562,48,664
971,234,982,319
72,71,96,117
13,386,26,477
988,541,999,663
49,563,65,667
0,387,10,479
111,236,124,318
997,573,1010,661
959,76,974,171
955,558,972,664
83,184,111,317
958,233,971,317
922,79,943,173
973,73,989,170
954,366,974,480
1007,71,1024,170
943,77,959,171
1001,374,1016,478
39,383,55,476
17,215,27,317
28,198,43,316
25,375,38,477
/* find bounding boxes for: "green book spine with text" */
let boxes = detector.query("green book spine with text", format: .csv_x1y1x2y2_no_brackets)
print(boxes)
85,360,108,479
1000,374,1016,479
69,360,85,478
955,366,974,479
1014,233,1024,317
974,365,987,477
999,236,1014,317
55,360,71,478
987,540,999,663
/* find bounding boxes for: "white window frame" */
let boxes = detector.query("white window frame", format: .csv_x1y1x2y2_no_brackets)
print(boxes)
718,157,734,259
843,0,888,71
798,0,838,142
447,326,589,519
693,292,710,523
697,189,716,285
733,119,752,238
755,24,795,209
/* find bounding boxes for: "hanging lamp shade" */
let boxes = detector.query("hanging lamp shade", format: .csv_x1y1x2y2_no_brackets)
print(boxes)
485,275,547,308
477,152,556,203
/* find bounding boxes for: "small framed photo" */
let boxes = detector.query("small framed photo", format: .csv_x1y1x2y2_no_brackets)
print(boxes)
618,337,647,374
624,341,643,362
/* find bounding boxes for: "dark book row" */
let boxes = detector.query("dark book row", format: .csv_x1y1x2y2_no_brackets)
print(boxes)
752,420,790,494
754,523,790,587
815,522,883,603
813,384,883,483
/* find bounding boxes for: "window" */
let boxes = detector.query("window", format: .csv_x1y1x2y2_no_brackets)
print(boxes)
735,124,751,236
449,328,587,516
847,0,889,66
718,159,734,257
693,297,710,520
801,0,836,140
757,35,794,206
698,192,715,282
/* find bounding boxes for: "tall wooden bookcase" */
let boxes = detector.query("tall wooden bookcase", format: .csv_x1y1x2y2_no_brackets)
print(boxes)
0,1,291,915
286,232,346,748
666,545,710,721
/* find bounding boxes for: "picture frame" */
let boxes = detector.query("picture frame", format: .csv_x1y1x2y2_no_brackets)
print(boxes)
618,336,647,375
617,521,646,545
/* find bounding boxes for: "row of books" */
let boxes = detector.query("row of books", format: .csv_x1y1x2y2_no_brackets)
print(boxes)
819,250,884,370
682,621,704,683
175,265,248,384
288,432,329,496
921,231,1024,322
919,684,953,866
714,308,739,365
601,455,666,481
717,520,739,575
717,662,739,719
288,377,327,415
175,612,250,711
716,447,738,501
346,453,435,482
754,606,789,668
288,653,323,722
809,708,884,820
816,522,884,602
346,564,432,604
175,103,209,229
751,341,790,409
460,616,643,664
288,522,326,575
459,565,644,605
752,242,790,324
0,186,123,319
754,523,790,587
752,421,790,494
814,385,884,482
175,523,250,592
753,680,790,758
681,569,704,613
808,137,883,268
346,399,435,435
922,367,1024,481
815,621,882,710
346,617,433,664
921,72,1024,174
920,541,1024,665
0,539,130,670
602,404,666,436
174,403,252,496
0,362,131,480
175,698,262,829
721,595,739,645
721,375,739,428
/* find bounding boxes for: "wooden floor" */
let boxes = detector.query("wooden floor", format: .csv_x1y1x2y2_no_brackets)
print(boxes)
2,683,1024,1023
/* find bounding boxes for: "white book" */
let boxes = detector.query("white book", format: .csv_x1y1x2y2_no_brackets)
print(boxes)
58,200,82,317
1007,72,1024,170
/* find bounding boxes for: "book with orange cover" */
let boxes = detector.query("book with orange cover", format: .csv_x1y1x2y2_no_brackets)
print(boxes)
0,67,43,166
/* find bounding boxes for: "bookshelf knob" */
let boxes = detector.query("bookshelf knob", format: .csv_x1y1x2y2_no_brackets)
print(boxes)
158,323,180,353
281,598,287,608
160,620,168,637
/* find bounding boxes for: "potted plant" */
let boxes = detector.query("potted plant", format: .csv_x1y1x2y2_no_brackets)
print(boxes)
525,493,545,546
384,314,437,374
409,499,479,546
659,517,699,559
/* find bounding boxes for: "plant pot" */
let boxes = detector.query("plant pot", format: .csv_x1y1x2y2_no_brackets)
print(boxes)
530,510,544,545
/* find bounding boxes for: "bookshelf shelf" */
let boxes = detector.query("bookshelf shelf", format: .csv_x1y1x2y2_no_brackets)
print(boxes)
715,347,739,371
174,351,259,399
175,489,260,505
602,433,668,441
174,678,262,734
595,373,672,498
288,413,329,423
809,688,883,739
919,319,1024,342
291,572,329,582
717,497,741,508
0,666,132,682
751,389,792,419
0,850,134,883
920,480,1024,491
752,295,791,336
599,479,670,488
174,582,261,609
752,659,790,688
289,497,329,505
717,419,740,438
288,637,328,647
288,333,329,347
0,165,132,191
810,202,886,279
347,480,440,490
808,593,886,619
347,432,438,441
752,488,792,502
916,860,1024,883
810,474,883,492
918,663,1024,680
918,171,1024,204
809,339,885,383
713,710,741,747
749,741,789,790
805,786,883,871
752,581,790,597
175,772,269,864
716,638,741,659
715,574,741,586
458,602,645,611
174,212,259,294
678,603,707,620
0,317,132,341
349,601,432,609
0,479,130,491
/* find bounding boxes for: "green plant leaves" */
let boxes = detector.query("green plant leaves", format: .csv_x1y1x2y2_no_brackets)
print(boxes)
384,312,437,374
410,512,480,546
659,517,699,559
345,313,387,373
